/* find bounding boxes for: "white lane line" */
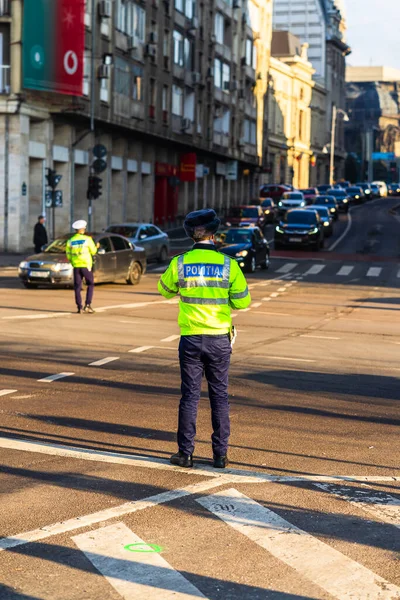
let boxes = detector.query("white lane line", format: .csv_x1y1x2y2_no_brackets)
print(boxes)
252,302,262,308
314,484,400,530
300,335,340,340
270,292,279,298
89,357,120,367
161,335,180,343
37,372,74,383
241,308,251,312
261,298,272,302
337,265,354,276
366,267,382,277
276,263,297,274
73,523,206,600
129,346,155,353
329,210,352,252
0,389,17,397
2,313,70,321
197,489,400,600
277,287,287,292
304,264,326,276
0,478,227,553
231,313,238,317
269,356,315,363
256,311,290,316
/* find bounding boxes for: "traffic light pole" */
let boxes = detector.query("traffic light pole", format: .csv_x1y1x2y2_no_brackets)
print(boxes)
88,0,96,231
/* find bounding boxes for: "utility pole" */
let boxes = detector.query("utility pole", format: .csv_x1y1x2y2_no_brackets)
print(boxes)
89,0,96,230
329,105,337,186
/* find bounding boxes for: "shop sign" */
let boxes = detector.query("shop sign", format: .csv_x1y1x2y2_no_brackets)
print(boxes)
225,160,238,181
180,153,196,182
216,161,226,176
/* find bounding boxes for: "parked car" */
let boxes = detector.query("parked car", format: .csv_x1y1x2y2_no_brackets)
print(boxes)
278,192,306,214
260,198,279,223
305,205,333,236
346,186,365,204
216,226,270,273
300,188,319,205
18,233,147,289
355,182,373,199
313,195,339,221
326,189,350,212
259,184,292,201
372,181,388,197
388,183,400,196
275,209,324,251
225,206,267,231
370,183,381,198
106,223,169,263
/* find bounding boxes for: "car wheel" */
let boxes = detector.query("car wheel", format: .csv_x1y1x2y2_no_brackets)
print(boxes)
23,282,38,289
260,253,270,270
126,261,142,285
246,256,257,273
158,246,168,263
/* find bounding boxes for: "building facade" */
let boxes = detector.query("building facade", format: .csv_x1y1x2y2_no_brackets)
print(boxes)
0,0,273,252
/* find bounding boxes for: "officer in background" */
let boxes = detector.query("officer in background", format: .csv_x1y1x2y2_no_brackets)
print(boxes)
158,209,251,468
33,215,48,254
66,220,98,314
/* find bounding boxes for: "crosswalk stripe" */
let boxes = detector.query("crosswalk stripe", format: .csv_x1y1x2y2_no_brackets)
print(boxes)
276,263,297,273
0,389,17,397
37,372,74,382
366,267,382,277
89,357,120,366
161,335,180,343
337,265,354,276
304,264,325,276
314,484,400,529
73,522,206,599
197,488,400,599
129,346,154,353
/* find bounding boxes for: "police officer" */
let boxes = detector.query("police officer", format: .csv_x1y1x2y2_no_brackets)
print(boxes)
158,209,251,468
66,220,98,314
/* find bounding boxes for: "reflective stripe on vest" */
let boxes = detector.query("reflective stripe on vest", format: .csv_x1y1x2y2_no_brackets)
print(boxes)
177,254,231,289
180,296,229,305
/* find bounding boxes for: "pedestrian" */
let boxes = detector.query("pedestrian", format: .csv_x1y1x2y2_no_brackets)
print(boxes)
66,220,98,314
158,209,251,469
33,215,48,254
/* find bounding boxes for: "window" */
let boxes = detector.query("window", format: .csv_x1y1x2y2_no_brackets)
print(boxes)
175,0,193,18
244,119,256,144
184,38,193,70
214,58,230,90
98,237,112,253
184,91,195,121
83,51,90,96
222,62,230,90
147,226,160,237
245,39,252,66
163,30,170,56
162,85,169,111
115,0,145,41
252,43,257,70
115,57,130,95
150,78,156,108
172,85,184,116
214,108,230,134
197,101,202,133
111,236,129,251
132,66,143,100
173,30,183,66
100,77,109,103
215,13,224,44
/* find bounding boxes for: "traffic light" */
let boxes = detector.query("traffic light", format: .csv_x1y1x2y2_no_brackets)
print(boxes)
87,175,102,200
46,168,62,190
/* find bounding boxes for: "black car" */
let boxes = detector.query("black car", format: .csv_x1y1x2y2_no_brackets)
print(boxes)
346,187,364,204
313,195,339,221
215,226,270,273
305,205,333,236
18,233,147,288
355,182,373,199
326,189,350,212
260,198,279,223
388,183,400,196
274,209,324,251
317,184,331,194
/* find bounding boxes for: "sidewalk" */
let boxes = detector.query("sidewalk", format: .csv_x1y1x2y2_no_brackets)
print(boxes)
0,254,23,268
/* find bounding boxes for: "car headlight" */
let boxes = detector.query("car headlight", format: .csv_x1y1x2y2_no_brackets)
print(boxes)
225,221,231,227
330,208,336,213
236,250,248,257
19,261,29,269
300,202,305,207
275,226,284,234
52,263,72,272
309,227,319,235
342,199,348,203
355,195,359,199
323,221,329,227
264,209,270,214
278,201,283,207
365,189,371,194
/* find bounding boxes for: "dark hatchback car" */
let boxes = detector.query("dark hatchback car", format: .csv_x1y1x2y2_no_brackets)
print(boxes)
225,206,267,231
215,226,270,273
355,182,373,199
346,187,364,204
305,205,333,236
313,195,339,221
260,198,279,223
326,189,350,212
275,209,324,251
18,233,147,288
388,183,400,196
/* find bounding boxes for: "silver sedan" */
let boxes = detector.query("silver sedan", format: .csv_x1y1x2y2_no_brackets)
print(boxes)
106,223,170,262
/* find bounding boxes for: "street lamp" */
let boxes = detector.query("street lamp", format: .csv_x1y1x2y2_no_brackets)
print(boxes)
329,106,349,186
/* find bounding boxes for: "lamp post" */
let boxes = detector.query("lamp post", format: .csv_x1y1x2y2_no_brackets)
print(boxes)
329,105,349,186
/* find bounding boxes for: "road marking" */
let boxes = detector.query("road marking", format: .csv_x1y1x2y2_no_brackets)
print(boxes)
366,267,382,277
89,357,120,367
37,372,74,383
261,298,272,302
2,313,70,321
270,292,279,298
337,265,354,276
129,346,155,353
73,523,206,600
0,478,227,553
314,484,400,530
269,356,315,363
277,287,287,292
160,335,180,343
231,313,238,317
304,264,325,276
256,311,290,316
198,489,400,599
329,209,352,252
300,335,340,340
252,302,262,308
276,263,297,273
241,308,251,312
0,389,17,397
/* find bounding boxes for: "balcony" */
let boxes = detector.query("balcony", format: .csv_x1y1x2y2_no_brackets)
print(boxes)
0,65,10,94
215,43,231,62
0,0,11,17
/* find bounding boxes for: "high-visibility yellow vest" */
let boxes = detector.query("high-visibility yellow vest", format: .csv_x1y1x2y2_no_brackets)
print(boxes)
66,234,97,269
158,245,251,335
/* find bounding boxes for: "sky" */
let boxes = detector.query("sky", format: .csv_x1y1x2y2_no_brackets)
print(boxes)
345,0,400,69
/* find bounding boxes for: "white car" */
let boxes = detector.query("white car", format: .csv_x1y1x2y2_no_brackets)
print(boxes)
278,192,306,214
372,181,388,197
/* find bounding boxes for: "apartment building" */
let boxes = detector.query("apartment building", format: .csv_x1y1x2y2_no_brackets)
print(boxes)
0,0,272,252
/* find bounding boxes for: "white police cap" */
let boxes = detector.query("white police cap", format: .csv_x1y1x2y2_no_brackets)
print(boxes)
72,220,87,230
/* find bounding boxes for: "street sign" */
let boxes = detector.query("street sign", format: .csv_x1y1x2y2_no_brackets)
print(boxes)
93,158,107,173
21,182,27,196
93,144,107,158
226,160,238,181
45,190,63,208
372,152,395,161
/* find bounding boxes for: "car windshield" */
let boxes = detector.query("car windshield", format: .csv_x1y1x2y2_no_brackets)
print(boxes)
283,193,303,200
230,207,259,218
107,225,138,237
44,238,69,253
218,230,253,244
328,190,345,197
286,211,316,224
347,188,360,192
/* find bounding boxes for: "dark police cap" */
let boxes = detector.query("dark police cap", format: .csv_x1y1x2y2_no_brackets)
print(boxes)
184,209,221,238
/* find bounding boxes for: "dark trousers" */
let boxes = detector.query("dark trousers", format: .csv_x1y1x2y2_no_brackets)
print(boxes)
73,267,94,309
178,334,231,457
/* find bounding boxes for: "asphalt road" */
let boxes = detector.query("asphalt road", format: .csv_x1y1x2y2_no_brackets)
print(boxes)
0,198,399,599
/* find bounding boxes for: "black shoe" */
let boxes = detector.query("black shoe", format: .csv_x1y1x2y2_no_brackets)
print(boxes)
76,307,82,314
213,455,229,469
170,451,193,468
83,305,95,314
